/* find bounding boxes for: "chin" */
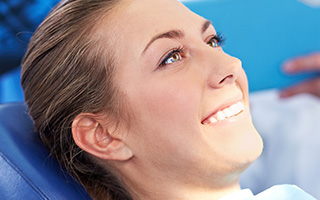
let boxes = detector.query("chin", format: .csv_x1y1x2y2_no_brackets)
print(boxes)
225,121,264,170
236,125,264,168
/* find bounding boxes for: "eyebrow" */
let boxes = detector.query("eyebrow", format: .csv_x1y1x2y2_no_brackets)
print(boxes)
142,20,212,55
202,20,212,34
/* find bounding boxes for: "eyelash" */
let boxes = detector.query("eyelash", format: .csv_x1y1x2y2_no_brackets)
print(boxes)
158,33,226,67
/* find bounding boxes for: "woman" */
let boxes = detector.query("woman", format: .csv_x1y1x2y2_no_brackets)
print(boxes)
20,0,315,199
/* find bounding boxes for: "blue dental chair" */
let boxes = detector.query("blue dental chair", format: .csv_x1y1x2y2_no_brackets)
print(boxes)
0,103,91,199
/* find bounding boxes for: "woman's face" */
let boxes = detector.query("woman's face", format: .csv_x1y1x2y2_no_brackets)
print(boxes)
103,0,263,186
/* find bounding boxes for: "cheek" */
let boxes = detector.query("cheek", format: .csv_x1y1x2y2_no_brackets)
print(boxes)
238,68,249,96
134,80,200,126
145,84,200,130
126,80,202,152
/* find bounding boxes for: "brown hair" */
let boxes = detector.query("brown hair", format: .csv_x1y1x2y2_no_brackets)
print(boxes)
21,0,132,199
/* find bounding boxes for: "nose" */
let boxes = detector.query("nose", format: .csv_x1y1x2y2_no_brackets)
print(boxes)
206,51,241,89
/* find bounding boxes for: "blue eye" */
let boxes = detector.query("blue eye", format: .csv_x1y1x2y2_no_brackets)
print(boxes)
159,47,184,67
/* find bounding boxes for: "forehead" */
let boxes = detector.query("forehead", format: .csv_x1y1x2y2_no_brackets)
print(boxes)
99,0,205,56
120,0,196,21
116,0,198,23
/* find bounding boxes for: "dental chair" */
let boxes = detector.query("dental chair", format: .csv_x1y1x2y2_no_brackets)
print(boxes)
0,102,91,199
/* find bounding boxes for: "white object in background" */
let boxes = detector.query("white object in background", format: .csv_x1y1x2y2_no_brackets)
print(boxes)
299,0,320,7
240,89,320,199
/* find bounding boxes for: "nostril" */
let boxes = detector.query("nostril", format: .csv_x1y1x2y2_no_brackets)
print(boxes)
219,74,233,84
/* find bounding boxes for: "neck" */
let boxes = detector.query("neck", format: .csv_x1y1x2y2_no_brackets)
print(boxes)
115,160,243,200
130,177,241,200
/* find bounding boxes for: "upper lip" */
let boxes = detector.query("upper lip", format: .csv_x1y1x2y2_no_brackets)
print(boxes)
201,94,243,124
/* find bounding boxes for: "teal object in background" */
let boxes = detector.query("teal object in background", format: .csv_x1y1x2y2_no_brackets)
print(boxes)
184,0,320,91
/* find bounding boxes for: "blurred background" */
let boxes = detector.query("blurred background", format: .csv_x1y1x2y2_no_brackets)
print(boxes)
0,0,59,103
1,0,320,198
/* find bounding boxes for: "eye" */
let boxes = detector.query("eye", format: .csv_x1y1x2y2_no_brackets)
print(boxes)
159,47,184,67
207,37,219,48
206,33,225,48
165,51,182,64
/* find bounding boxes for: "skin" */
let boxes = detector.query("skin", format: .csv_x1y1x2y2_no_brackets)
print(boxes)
281,53,320,98
72,0,263,199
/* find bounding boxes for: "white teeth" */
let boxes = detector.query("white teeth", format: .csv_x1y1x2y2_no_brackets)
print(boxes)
204,102,245,125
230,103,242,114
223,108,233,118
216,111,226,121
238,102,245,110
209,117,218,123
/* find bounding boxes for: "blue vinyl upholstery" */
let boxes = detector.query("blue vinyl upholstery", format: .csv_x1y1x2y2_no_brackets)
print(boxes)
0,103,91,199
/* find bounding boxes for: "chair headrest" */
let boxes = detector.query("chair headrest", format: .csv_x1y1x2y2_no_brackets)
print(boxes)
0,103,91,199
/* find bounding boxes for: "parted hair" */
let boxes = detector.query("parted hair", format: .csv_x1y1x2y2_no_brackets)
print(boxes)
21,0,132,199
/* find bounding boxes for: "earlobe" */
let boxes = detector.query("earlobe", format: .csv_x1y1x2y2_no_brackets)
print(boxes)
72,114,133,161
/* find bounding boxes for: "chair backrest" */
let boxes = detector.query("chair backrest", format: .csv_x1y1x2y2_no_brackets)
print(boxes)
0,103,91,199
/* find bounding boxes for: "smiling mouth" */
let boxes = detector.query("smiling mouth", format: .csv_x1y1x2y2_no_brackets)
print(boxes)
202,102,245,125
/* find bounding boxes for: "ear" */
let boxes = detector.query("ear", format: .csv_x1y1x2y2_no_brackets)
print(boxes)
72,113,133,161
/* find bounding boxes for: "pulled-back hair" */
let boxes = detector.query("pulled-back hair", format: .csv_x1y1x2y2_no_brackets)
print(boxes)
21,0,132,199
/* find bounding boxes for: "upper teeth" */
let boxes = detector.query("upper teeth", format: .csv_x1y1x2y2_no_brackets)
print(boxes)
204,102,245,125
